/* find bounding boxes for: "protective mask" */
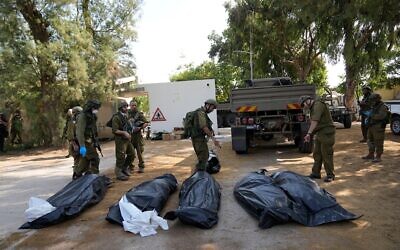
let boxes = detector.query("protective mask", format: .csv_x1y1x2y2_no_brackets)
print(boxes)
92,109,99,114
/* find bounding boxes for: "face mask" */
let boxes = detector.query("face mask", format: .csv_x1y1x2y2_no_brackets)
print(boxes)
92,109,99,114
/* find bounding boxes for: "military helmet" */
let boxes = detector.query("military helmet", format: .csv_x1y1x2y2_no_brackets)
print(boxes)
118,100,129,109
362,85,372,91
205,99,218,106
299,95,312,106
72,106,83,114
86,100,101,109
369,93,382,101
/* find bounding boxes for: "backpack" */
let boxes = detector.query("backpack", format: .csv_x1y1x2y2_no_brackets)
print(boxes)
183,110,198,138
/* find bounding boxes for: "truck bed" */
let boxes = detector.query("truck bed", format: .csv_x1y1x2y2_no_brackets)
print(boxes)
230,84,316,112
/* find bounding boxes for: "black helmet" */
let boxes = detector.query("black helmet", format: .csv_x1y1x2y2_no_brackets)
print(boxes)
205,99,218,107
84,99,101,112
299,95,312,106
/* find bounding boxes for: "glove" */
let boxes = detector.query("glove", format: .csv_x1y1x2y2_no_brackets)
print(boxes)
79,146,87,157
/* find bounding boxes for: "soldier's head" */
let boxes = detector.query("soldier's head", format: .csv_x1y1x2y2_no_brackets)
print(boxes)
362,85,372,95
84,99,101,114
204,99,217,113
299,95,313,109
118,100,129,113
369,93,382,105
72,106,83,115
130,100,138,111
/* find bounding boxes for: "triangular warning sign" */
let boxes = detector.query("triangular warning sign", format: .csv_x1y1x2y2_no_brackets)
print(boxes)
151,107,166,121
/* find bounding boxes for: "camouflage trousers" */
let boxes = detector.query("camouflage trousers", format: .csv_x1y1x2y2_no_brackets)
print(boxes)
115,137,134,177
191,136,209,171
367,124,385,154
131,133,145,169
74,141,99,175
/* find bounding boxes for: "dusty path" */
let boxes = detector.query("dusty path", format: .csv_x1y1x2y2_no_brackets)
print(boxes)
0,124,399,250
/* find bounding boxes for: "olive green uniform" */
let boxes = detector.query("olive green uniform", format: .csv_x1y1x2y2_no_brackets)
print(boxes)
112,112,134,177
75,112,100,175
310,100,336,178
367,102,388,155
10,113,23,144
190,107,213,171
128,110,148,170
359,92,372,140
64,114,80,169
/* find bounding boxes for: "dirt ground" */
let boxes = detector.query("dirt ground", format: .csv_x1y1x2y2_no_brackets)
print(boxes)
0,123,399,250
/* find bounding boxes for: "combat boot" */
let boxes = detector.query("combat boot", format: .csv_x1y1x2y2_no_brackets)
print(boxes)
361,152,374,160
115,168,129,181
372,153,382,163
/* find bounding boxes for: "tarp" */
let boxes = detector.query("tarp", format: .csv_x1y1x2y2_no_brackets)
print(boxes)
164,171,221,229
207,150,221,174
234,170,360,229
106,174,178,226
20,174,110,229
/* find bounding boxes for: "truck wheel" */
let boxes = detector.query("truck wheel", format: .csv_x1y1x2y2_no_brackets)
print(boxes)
343,114,352,128
391,116,400,135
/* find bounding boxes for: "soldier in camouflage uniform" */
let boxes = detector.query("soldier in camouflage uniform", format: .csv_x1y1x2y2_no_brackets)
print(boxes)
112,100,134,181
128,100,149,173
358,85,372,143
10,110,23,144
189,99,221,172
361,93,388,163
64,106,83,179
75,100,101,178
300,95,336,182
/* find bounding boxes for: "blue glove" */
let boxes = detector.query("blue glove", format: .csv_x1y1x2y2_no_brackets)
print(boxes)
362,110,372,117
79,146,87,157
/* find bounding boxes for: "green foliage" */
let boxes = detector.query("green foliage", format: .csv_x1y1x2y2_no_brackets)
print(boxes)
0,0,141,146
170,61,242,103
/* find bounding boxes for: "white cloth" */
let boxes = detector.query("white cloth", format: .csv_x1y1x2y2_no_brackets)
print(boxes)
119,195,169,237
24,197,56,222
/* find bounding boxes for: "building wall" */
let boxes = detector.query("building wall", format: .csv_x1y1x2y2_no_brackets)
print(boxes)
375,86,400,100
142,79,218,134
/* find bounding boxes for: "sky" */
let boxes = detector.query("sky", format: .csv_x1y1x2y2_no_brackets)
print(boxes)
132,0,344,86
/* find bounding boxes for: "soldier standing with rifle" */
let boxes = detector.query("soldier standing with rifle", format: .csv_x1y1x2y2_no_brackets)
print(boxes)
358,85,372,143
112,100,134,181
75,100,102,178
128,100,149,174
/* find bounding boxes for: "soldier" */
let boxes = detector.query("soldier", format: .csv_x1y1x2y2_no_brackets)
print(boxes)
188,99,221,172
300,95,336,182
65,106,83,179
358,85,372,143
75,100,101,178
128,100,149,173
361,93,388,163
0,113,8,153
112,100,135,181
10,110,23,144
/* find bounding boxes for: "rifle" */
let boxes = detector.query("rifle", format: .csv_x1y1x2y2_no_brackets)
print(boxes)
93,137,103,157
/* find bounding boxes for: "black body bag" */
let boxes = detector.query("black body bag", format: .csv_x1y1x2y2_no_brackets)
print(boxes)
106,174,178,226
207,150,221,174
20,174,110,229
164,171,221,229
234,170,360,229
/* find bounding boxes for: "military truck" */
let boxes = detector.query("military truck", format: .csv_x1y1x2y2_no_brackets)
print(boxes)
230,77,315,154
384,100,400,135
323,88,353,128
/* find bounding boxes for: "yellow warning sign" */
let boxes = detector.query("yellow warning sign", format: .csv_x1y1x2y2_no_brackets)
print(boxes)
151,107,166,121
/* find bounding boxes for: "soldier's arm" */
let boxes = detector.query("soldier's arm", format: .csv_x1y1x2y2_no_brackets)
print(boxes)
139,112,149,128
371,105,387,120
76,114,86,146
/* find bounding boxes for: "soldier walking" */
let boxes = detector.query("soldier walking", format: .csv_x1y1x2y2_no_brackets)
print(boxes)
10,110,23,144
128,100,149,173
112,100,134,181
300,95,336,182
187,99,221,172
75,100,102,178
361,93,388,162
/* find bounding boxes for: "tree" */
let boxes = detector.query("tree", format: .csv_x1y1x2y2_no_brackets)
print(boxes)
170,61,242,103
0,0,140,146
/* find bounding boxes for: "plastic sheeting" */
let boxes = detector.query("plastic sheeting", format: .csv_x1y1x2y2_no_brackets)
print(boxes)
20,174,110,229
164,171,221,229
207,150,221,174
234,170,360,229
106,174,178,226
